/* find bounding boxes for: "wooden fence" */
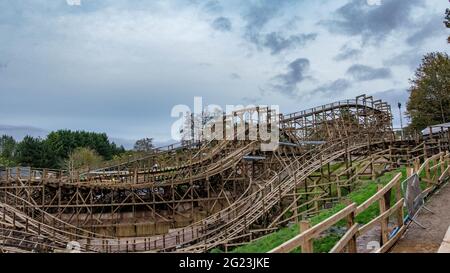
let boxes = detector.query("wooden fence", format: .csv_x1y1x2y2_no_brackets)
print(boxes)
269,152,450,253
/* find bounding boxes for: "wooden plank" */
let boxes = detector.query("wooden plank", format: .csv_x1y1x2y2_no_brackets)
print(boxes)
269,203,357,253
438,166,449,184
358,198,404,235
329,224,359,253
417,152,444,174
375,225,406,253
355,173,402,215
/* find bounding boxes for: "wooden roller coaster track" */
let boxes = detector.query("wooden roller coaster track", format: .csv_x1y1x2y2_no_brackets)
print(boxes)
3,94,448,253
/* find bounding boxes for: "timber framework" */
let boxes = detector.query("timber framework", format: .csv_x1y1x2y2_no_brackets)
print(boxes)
1,94,449,253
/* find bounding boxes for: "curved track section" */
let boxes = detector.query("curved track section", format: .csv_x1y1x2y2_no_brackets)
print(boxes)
0,94,397,252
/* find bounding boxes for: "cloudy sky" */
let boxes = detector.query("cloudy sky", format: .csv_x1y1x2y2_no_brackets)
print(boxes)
0,0,448,147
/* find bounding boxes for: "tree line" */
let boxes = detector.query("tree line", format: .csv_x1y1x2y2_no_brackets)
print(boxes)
0,130,126,169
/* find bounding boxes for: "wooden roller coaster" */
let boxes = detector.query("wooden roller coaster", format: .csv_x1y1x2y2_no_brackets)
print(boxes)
1,94,449,253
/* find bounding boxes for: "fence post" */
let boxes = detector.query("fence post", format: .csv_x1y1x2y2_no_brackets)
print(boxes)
378,184,389,246
300,220,313,253
406,167,414,178
346,211,357,253
413,158,420,173
394,180,404,228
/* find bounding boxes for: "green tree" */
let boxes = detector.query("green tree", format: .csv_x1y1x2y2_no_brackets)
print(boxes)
0,157,15,167
0,135,16,160
406,52,450,131
64,147,103,175
44,130,125,167
12,130,125,168
15,136,45,167
134,138,154,152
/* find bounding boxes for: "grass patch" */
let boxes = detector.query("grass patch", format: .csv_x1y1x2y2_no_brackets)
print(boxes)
229,167,407,253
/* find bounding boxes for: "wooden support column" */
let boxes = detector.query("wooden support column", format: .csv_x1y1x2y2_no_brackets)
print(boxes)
190,180,194,223
206,177,211,216
171,183,175,227
336,175,341,199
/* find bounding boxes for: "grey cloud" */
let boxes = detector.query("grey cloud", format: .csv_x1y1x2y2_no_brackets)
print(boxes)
240,1,313,54
243,1,282,42
242,0,297,42
334,46,362,61
311,79,352,95
272,58,311,97
230,73,241,80
406,15,446,46
346,64,392,81
283,16,302,30
211,17,232,32
263,32,317,55
202,0,223,14
0,62,8,70
383,50,423,70
322,0,423,42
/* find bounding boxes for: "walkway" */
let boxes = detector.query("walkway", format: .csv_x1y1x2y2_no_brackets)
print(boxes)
391,181,450,253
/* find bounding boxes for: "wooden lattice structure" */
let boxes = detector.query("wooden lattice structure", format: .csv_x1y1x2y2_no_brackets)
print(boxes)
1,94,449,253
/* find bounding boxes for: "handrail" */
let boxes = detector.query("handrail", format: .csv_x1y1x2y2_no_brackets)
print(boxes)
269,171,404,253
268,150,450,254
269,203,357,253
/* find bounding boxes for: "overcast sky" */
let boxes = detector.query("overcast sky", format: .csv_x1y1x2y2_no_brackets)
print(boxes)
0,0,448,147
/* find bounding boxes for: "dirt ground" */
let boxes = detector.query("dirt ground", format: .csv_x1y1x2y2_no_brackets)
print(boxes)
390,181,450,253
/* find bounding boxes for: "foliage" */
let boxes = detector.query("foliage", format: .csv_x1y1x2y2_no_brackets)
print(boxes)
0,135,17,159
1,130,125,168
406,52,450,131
0,156,16,167
134,138,154,152
64,147,103,173
45,130,125,163
15,136,48,168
